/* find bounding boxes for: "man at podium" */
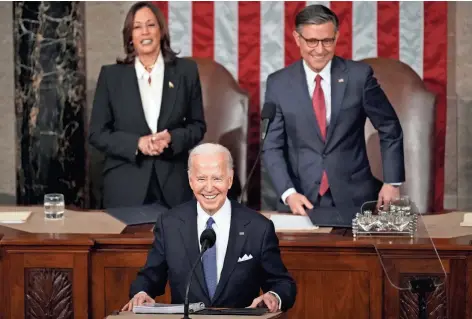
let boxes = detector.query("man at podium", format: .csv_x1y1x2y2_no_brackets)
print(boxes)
122,143,297,313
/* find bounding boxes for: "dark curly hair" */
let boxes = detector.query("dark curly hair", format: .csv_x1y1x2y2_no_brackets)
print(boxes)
117,1,177,64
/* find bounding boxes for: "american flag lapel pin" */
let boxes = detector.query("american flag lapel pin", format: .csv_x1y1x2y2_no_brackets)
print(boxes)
338,78,344,83
169,81,174,88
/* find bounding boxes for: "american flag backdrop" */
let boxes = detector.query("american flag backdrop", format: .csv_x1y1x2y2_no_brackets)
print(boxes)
152,1,448,211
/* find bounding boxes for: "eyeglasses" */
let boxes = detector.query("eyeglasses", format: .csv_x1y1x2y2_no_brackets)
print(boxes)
298,33,336,48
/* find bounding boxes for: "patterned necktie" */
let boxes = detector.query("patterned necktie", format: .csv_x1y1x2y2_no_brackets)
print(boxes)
312,74,329,196
202,217,217,299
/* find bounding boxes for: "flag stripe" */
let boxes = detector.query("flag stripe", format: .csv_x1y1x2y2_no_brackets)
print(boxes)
399,1,424,78
424,1,448,211
192,1,214,59
330,1,352,59
352,1,377,60
154,1,168,21
284,2,306,66
168,1,192,57
239,1,261,207
214,1,238,80
377,1,399,59
260,1,284,109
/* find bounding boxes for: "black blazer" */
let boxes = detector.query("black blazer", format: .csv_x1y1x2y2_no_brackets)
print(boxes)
129,200,297,311
262,56,405,213
88,58,206,208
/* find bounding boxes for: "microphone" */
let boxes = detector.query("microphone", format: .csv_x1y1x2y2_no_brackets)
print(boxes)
239,102,276,204
182,228,216,319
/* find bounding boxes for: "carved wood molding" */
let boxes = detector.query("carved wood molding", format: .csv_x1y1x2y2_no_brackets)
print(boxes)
399,275,447,319
25,268,73,319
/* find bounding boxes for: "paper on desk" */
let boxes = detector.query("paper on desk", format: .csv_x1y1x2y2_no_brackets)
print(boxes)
421,211,472,238
0,211,32,223
270,214,319,230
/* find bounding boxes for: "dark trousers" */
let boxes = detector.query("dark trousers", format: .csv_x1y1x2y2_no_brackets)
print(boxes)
144,169,169,208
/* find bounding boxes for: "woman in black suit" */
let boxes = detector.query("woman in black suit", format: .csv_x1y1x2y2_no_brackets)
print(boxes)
89,1,206,209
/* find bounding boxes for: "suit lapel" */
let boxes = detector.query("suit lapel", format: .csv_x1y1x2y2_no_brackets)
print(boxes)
157,61,180,132
178,203,210,304
212,204,249,304
122,64,152,133
326,56,348,143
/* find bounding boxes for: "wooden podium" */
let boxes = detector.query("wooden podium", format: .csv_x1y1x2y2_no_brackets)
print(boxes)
106,311,286,319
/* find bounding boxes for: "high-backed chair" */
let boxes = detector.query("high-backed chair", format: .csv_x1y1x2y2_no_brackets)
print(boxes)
361,57,436,213
189,57,249,201
87,58,249,208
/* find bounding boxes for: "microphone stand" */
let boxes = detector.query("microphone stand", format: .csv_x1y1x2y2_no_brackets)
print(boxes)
182,243,210,319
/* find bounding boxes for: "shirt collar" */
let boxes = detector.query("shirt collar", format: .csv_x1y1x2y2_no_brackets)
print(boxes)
303,59,332,83
135,52,164,80
197,197,231,227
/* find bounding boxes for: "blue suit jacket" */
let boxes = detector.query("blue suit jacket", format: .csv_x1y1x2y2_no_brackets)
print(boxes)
262,56,405,217
130,199,297,311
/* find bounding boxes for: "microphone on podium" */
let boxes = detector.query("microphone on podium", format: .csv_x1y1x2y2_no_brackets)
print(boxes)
239,102,276,204
182,228,216,319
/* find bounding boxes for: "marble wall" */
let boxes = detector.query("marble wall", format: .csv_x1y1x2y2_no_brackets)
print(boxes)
13,2,86,206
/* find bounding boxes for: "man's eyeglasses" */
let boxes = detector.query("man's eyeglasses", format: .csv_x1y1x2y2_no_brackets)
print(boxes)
298,33,336,48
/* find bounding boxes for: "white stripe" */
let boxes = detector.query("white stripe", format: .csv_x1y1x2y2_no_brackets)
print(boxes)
260,1,284,109
352,1,377,60
306,1,330,8
214,1,238,80
399,1,424,78
168,1,192,57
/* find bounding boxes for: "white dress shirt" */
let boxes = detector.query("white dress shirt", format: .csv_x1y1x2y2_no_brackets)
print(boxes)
280,59,400,204
135,53,165,133
197,198,231,283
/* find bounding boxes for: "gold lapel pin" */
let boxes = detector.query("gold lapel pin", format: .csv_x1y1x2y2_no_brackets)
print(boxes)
169,81,174,88
338,78,344,83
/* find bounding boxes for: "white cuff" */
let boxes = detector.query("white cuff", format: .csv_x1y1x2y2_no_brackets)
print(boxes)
268,291,282,310
388,183,402,186
281,188,296,205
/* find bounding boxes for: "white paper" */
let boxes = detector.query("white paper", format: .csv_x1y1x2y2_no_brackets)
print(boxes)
0,211,32,223
270,214,319,230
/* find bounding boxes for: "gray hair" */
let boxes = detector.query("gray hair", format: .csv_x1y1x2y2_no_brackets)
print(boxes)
188,143,234,174
295,4,339,33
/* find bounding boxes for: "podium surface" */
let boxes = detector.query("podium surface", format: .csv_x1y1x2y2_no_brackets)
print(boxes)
107,311,285,319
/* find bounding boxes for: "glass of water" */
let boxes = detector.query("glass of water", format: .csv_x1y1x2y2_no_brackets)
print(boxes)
44,193,65,219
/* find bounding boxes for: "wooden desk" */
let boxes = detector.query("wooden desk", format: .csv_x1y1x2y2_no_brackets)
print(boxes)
107,311,285,319
0,212,471,319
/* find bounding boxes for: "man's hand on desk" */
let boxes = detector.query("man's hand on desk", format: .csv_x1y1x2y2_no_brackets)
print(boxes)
377,183,401,209
286,193,313,216
248,291,280,313
121,291,154,311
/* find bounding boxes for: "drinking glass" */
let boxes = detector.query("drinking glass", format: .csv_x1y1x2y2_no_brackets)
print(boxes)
44,193,65,219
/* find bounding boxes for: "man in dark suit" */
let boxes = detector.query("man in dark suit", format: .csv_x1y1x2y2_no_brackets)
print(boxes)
122,143,297,312
262,5,405,220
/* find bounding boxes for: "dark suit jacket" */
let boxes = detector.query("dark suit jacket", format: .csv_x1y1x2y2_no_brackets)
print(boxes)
129,199,297,311
88,57,206,209
262,56,405,215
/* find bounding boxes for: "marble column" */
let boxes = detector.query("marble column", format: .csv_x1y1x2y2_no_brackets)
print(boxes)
14,2,86,207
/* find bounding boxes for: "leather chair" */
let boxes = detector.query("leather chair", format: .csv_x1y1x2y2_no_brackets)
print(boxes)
87,58,249,208
361,57,436,213
190,57,249,202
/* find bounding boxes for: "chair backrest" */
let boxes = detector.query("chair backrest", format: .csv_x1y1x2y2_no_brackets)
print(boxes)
361,57,436,213
189,57,249,202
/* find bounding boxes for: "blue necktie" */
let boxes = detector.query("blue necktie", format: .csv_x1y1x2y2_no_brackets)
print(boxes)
202,217,217,299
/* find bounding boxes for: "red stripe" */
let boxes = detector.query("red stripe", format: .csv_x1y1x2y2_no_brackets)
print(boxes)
152,1,168,21
284,2,306,66
238,2,261,209
377,1,399,59
330,1,352,59
192,2,214,59
423,1,448,212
